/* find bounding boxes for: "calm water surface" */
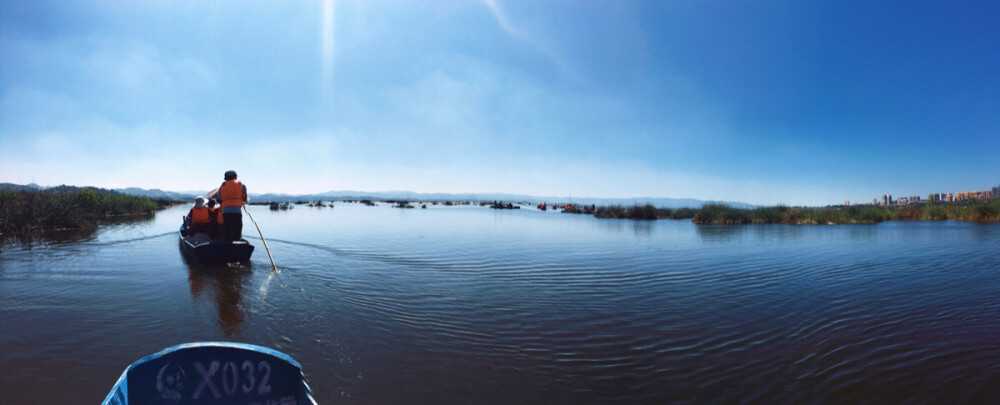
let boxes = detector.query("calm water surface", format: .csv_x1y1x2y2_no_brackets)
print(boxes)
2,203,999,403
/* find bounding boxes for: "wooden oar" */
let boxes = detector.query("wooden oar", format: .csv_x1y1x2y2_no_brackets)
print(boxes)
243,205,278,272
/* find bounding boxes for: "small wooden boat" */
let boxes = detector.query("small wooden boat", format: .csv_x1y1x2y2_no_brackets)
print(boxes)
103,342,316,405
179,224,254,264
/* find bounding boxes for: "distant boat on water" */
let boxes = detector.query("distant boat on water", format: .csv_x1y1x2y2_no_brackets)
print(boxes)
490,201,520,209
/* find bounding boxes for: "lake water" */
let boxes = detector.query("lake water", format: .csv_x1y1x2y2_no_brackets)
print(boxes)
2,203,999,403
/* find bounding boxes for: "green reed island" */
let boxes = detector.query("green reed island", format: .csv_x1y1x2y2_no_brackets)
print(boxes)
572,201,1000,224
0,187,178,234
687,201,999,224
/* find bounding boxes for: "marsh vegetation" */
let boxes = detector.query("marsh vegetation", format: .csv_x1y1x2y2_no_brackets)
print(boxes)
690,200,1000,225
0,188,174,233
576,200,1000,224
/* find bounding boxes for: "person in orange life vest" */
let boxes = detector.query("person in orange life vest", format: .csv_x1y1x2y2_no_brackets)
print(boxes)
186,196,211,236
213,170,248,241
206,198,223,240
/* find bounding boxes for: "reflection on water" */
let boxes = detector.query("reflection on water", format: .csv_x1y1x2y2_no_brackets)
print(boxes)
2,204,999,403
595,217,656,237
182,254,251,337
695,224,744,241
842,223,879,241
1,228,98,248
100,213,156,227
1,214,156,249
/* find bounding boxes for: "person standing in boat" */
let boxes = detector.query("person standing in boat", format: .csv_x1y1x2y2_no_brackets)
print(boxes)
187,196,211,236
212,170,248,241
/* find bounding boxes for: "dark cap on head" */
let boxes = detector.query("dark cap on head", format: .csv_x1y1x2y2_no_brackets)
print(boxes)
207,199,217,207
225,170,237,180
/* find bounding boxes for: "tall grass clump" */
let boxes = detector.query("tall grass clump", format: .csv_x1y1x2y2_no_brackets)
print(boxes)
923,204,948,220
847,205,893,223
594,204,669,220
0,188,159,233
752,205,791,223
960,199,1000,222
694,203,901,225
914,199,999,222
693,204,751,224
670,207,697,220
801,207,842,224
894,205,923,221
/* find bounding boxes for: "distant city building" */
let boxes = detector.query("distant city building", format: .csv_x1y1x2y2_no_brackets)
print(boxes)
956,190,992,201
870,186,995,207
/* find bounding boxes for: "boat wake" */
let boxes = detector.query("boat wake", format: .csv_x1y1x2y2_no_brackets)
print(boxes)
81,231,177,247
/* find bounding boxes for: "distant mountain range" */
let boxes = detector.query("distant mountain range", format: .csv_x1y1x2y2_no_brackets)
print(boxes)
115,187,202,201
0,183,200,201
0,183,42,192
1,183,752,209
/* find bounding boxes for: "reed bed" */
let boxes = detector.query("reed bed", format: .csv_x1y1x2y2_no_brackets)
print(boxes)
692,200,1000,225
0,189,164,233
592,204,697,220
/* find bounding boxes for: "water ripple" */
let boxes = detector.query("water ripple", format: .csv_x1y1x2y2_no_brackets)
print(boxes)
3,207,999,403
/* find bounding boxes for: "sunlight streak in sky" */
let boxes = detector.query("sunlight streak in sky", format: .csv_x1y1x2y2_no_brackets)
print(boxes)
482,0,523,39
481,0,578,82
1,1,997,206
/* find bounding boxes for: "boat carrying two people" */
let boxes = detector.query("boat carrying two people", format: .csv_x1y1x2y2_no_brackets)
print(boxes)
180,170,255,264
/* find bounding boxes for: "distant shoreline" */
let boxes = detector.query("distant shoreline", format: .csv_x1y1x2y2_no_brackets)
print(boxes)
4,188,998,235
256,199,1000,224
686,202,1000,225
553,201,999,224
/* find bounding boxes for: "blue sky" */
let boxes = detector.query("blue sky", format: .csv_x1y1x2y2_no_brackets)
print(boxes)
1,0,997,206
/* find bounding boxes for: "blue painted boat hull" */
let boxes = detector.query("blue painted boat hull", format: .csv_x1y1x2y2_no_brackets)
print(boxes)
104,342,316,405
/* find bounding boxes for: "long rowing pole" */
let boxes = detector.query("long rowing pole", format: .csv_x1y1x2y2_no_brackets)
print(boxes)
244,205,278,272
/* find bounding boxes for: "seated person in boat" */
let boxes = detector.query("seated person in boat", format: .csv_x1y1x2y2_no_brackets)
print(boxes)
186,196,211,236
207,198,223,240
